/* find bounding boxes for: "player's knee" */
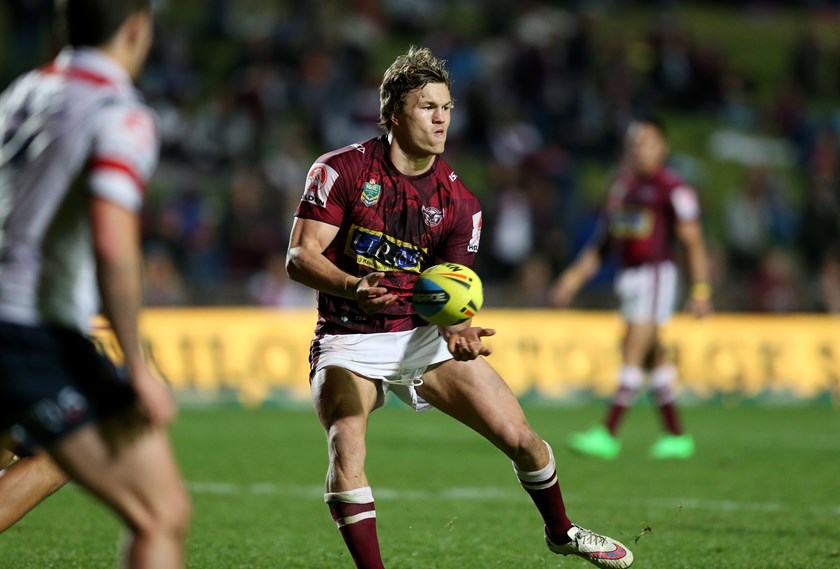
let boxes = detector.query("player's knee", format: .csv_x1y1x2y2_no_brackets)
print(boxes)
618,365,645,390
498,424,542,464
326,417,367,457
650,364,677,390
132,484,191,541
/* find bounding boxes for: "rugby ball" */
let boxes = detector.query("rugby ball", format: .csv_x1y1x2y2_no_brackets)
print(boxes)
412,263,483,326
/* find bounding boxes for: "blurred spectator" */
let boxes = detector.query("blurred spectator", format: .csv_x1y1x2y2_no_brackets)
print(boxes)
746,248,804,313
818,247,840,313
3,1,833,311
247,253,314,308
144,247,188,307
724,165,797,280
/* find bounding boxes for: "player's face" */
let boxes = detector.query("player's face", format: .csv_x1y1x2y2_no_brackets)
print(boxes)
628,123,668,176
392,82,452,158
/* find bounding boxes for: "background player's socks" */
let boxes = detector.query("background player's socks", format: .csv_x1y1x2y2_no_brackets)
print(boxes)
325,487,385,569
513,442,573,544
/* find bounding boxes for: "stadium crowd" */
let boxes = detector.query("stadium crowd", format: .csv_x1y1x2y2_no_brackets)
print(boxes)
4,0,840,312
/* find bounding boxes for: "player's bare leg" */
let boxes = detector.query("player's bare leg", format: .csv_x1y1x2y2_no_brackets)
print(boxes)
605,321,658,432
47,413,190,569
646,335,694,459
0,451,68,532
312,366,384,569
420,358,633,568
568,321,658,460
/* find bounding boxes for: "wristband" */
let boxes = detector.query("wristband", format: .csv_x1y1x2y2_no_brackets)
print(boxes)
691,282,711,301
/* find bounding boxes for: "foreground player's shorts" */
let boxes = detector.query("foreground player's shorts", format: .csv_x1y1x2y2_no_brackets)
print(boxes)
0,321,136,447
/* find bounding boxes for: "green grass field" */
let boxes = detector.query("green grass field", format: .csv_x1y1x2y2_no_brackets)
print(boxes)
2,403,838,568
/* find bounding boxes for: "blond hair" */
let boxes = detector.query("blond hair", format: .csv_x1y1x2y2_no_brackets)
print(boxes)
378,46,451,133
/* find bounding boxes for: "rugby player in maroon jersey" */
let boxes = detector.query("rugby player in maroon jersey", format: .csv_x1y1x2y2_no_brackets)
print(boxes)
287,46,633,569
550,117,712,460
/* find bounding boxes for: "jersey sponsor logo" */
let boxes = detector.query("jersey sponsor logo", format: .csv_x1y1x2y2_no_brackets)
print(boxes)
345,224,426,272
609,207,654,238
468,211,482,252
361,179,381,206
351,143,365,153
449,170,458,182
302,162,338,208
422,205,444,227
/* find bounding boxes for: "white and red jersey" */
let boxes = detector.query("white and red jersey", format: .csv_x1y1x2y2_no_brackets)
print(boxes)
295,135,483,335
599,166,700,267
0,47,158,331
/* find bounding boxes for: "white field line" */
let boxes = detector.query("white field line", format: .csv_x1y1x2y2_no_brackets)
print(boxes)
184,481,839,515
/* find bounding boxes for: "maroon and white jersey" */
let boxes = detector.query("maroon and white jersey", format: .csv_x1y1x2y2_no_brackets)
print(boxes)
601,166,700,267
0,48,158,331
295,135,483,335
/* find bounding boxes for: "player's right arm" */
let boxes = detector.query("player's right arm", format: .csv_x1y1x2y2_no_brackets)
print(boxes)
549,246,602,307
286,217,397,313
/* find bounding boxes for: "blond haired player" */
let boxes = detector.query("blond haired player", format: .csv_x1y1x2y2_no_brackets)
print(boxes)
287,46,633,568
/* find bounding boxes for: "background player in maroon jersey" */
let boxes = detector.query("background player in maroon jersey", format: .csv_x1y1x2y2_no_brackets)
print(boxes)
286,46,633,569
0,1,190,565
550,117,712,460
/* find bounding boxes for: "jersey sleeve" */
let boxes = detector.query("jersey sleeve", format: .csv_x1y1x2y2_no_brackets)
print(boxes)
295,158,350,226
88,103,159,211
437,189,482,268
670,183,701,221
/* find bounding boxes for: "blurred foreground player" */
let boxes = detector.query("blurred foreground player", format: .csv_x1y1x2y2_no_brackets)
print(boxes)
287,46,633,568
550,117,711,460
0,1,190,566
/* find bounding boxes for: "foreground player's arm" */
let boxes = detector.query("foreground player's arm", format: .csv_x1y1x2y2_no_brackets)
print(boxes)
676,218,712,318
91,198,176,426
286,217,397,313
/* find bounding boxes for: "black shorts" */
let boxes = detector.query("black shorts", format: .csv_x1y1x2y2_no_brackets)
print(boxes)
0,321,138,448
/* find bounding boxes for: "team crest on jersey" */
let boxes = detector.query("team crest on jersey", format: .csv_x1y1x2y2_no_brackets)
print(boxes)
361,179,381,206
422,206,444,227
303,162,338,208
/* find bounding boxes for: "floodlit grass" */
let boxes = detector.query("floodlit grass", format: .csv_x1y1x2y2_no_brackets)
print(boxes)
3,403,838,568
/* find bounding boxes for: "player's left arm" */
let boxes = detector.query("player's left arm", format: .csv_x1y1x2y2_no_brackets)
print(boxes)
675,218,712,318
439,318,496,361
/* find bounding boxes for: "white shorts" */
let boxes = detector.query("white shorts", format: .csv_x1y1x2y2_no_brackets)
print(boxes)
615,261,678,324
310,325,453,412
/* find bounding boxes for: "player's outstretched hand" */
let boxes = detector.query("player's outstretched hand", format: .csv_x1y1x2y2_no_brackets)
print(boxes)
445,325,496,361
354,272,398,314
